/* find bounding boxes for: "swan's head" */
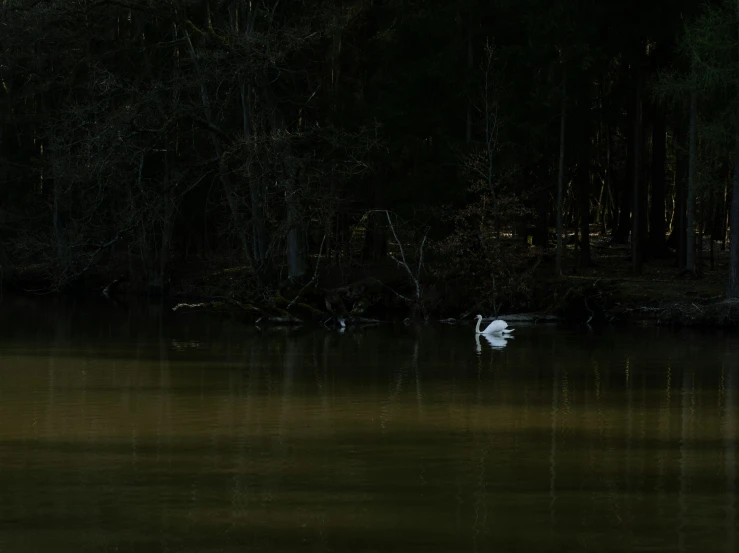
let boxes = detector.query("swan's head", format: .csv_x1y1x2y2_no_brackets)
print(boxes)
474,314,482,321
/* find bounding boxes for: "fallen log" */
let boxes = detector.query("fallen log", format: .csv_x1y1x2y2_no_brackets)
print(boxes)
497,312,560,324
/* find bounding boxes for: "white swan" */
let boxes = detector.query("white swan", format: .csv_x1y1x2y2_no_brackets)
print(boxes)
474,314,514,335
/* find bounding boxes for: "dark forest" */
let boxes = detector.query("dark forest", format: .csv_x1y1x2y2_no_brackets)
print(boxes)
2,0,739,324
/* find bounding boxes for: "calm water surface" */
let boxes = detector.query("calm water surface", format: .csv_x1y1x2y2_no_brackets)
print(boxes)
0,297,737,552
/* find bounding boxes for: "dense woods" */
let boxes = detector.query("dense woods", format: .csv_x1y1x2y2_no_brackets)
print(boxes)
2,0,739,320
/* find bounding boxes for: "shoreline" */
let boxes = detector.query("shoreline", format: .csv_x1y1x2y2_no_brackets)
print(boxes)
3,277,737,329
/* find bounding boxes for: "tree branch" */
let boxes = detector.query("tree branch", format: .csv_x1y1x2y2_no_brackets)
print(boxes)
79,225,133,275
365,210,428,312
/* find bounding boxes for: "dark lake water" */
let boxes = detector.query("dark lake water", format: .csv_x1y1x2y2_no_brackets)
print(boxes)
0,297,737,552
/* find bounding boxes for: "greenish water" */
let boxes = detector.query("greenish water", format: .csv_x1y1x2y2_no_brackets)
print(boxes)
0,297,737,552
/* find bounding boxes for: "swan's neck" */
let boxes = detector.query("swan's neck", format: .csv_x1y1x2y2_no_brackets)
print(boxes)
475,318,482,334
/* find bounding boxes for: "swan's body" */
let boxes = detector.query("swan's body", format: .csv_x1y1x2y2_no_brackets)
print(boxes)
474,314,514,335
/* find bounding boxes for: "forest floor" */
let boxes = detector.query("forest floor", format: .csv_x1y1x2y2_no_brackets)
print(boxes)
168,229,736,327
4,227,737,327
551,229,737,326
569,230,726,301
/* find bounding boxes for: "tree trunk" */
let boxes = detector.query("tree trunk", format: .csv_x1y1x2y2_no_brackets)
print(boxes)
234,7,270,268
0,124,8,204
578,137,591,269
240,82,270,267
556,68,567,275
534,195,550,247
730,158,739,291
267,100,307,280
285,159,307,280
465,19,473,144
650,111,667,256
686,61,698,275
596,158,607,235
632,75,644,275
697,202,704,275
606,126,616,230
153,194,175,294
156,152,176,295
613,116,633,244
639,125,650,262
0,237,14,283
52,179,70,280
667,166,676,235
726,184,733,251
668,121,688,268
729,0,739,297
183,30,256,274
598,184,608,235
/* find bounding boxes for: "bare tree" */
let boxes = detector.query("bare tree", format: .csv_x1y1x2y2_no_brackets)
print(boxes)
729,0,739,297
556,66,567,275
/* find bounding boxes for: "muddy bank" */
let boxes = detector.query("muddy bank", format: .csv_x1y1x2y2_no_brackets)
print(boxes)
608,298,739,327
543,278,739,328
165,277,739,329
4,264,738,328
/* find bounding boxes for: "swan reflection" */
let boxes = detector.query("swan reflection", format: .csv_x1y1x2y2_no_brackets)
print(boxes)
476,332,514,352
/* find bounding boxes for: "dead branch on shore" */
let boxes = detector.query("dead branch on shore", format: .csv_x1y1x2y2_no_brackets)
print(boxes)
366,209,429,318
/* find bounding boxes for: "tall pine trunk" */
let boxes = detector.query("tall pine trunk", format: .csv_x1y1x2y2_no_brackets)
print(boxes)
614,113,633,244
577,78,591,269
729,0,739,297
650,111,667,256
241,82,270,267
465,18,473,144
669,121,689,269
632,75,644,275
271,112,306,280
686,60,698,275
556,69,567,275
285,169,307,279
